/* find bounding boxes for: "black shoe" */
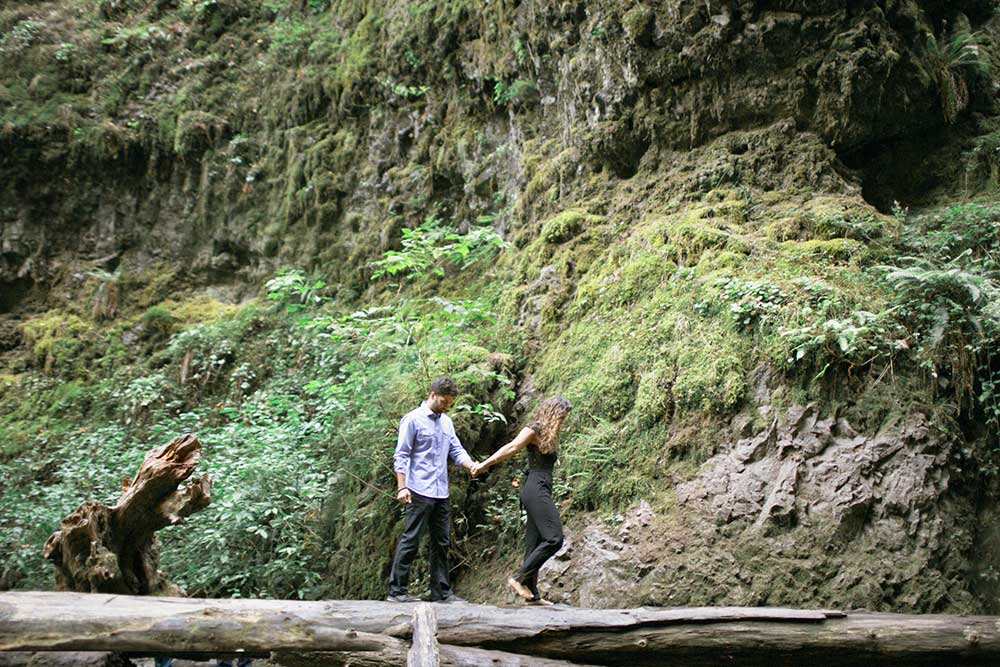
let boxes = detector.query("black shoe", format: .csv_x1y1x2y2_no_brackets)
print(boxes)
433,594,468,604
386,593,421,603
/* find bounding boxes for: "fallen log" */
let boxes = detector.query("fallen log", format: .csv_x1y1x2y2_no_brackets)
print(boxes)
275,644,597,666
406,604,438,667
0,653,131,667
2,592,998,665
41,435,211,595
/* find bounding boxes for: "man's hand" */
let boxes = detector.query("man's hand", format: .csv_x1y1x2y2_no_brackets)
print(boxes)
397,488,412,505
469,462,486,477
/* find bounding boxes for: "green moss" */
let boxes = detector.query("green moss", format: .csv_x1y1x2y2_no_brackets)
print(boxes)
764,196,895,242
122,265,179,312
141,305,177,340
160,295,239,324
671,319,748,413
174,110,228,156
541,209,604,244
778,238,865,261
647,199,753,266
19,311,96,374
622,5,654,45
634,361,673,427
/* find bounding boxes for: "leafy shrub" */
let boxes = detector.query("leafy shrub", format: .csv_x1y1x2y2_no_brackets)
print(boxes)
716,277,787,329
370,216,508,281
0,19,42,59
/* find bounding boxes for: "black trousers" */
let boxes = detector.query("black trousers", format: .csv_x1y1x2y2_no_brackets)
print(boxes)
515,471,564,597
387,492,453,599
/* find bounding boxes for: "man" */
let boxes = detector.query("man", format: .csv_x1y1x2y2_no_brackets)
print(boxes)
387,376,475,603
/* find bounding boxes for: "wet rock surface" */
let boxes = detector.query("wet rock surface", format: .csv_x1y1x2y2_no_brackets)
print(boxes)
540,405,981,613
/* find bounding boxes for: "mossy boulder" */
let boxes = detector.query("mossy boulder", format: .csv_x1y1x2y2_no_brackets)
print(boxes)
541,209,604,244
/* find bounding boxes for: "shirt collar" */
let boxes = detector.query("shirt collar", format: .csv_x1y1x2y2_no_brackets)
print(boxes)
421,401,441,420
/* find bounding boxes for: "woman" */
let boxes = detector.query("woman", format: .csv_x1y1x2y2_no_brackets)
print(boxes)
473,396,572,605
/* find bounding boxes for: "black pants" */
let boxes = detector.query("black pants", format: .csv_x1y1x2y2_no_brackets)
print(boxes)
515,471,564,597
387,492,453,600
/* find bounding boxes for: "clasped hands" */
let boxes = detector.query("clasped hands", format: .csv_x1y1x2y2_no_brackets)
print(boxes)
468,460,488,478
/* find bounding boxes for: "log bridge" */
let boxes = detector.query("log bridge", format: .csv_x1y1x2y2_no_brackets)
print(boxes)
2,592,1000,666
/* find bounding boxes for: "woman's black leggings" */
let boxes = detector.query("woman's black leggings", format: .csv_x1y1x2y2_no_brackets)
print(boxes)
516,471,564,597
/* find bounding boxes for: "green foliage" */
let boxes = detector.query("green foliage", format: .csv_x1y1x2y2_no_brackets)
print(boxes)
142,305,177,340
0,19,42,59
493,79,538,107
370,216,508,282
99,23,169,54
779,310,901,374
18,312,97,376
86,268,122,321
919,27,991,124
715,277,787,329
379,77,430,100
269,18,310,65
0,253,517,598
53,42,77,63
265,269,327,314
879,253,999,403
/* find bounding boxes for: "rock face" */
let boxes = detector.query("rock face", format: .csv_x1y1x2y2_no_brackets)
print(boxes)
540,400,984,613
677,407,949,538
1,1,995,295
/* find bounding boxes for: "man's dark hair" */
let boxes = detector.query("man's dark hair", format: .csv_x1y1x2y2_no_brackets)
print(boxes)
429,376,458,396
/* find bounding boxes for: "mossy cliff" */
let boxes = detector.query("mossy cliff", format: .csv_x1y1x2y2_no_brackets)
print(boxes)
4,0,1000,613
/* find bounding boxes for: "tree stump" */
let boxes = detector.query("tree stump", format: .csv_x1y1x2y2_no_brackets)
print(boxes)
41,434,211,595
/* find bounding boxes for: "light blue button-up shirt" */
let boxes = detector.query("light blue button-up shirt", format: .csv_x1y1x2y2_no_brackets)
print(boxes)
393,402,472,499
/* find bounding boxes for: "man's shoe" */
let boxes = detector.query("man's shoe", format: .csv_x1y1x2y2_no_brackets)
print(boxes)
433,594,468,604
386,593,421,603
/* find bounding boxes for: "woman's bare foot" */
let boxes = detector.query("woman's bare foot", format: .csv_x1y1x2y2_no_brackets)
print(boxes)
525,597,554,606
507,576,534,600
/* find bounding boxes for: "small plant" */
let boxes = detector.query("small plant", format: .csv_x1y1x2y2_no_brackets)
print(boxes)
113,373,171,426
268,19,310,65
512,37,528,66
493,79,538,107
370,216,508,282
379,77,430,100
716,277,787,329
454,402,508,424
780,310,899,372
86,268,123,321
0,19,42,58
142,306,177,340
919,27,991,124
53,42,77,63
265,269,327,313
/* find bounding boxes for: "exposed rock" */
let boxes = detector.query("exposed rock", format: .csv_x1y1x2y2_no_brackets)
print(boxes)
539,407,979,613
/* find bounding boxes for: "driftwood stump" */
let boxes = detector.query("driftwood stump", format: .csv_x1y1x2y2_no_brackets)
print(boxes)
41,434,211,595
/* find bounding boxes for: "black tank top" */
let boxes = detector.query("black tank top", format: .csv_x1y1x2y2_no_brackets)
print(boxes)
526,423,557,472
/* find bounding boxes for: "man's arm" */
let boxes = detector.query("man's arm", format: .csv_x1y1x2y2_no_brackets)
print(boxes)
393,416,415,504
447,428,474,473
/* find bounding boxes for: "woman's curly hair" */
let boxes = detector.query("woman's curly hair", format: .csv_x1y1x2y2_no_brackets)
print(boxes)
530,396,572,454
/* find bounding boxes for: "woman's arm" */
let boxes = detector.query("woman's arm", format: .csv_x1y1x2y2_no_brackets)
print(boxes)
478,427,537,472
